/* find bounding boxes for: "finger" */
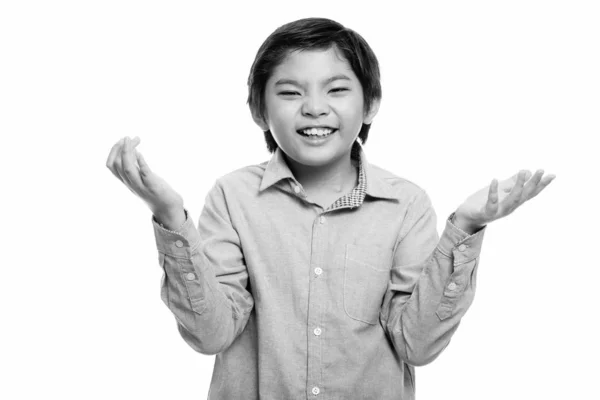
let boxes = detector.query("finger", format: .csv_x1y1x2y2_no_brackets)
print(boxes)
113,136,131,183
503,169,532,191
501,172,519,193
120,136,144,192
530,173,556,198
136,150,152,179
500,170,523,194
521,169,544,200
502,170,529,212
106,138,124,169
106,138,126,183
484,178,499,217
113,137,139,196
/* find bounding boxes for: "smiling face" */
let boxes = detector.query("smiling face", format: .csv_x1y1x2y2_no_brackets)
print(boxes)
254,46,379,168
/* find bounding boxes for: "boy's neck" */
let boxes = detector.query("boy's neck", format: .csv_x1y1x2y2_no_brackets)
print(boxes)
283,150,357,197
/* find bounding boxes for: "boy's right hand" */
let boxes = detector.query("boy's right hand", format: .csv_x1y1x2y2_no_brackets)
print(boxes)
106,136,185,228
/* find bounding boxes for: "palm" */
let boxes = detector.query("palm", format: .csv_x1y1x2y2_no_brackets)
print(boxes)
456,169,555,227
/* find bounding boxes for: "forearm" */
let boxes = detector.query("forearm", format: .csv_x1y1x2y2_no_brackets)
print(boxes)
153,211,253,355
381,216,486,366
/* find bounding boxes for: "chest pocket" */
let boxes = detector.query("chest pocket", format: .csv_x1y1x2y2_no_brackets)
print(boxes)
343,244,393,325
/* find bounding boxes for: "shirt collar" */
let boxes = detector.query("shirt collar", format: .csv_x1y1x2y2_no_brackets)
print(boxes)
259,142,397,201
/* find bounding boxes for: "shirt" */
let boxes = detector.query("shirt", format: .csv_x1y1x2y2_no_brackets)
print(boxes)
152,141,487,400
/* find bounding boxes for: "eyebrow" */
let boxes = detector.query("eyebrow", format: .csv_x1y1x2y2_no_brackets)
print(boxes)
274,74,352,87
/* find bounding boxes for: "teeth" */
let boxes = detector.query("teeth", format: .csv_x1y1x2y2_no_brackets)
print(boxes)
301,128,334,136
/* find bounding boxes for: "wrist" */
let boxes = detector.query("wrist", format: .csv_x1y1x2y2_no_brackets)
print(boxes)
451,212,483,235
155,207,186,232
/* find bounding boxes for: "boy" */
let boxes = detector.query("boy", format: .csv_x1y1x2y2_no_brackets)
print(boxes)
106,17,554,400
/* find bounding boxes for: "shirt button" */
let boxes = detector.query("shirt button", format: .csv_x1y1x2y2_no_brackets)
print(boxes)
319,216,326,224
314,327,322,336
185,272,196,281
447,282,457,291
175,240,184,248
294,185,301,194
314,267,323,275
312,387,320,395
458,244,467,251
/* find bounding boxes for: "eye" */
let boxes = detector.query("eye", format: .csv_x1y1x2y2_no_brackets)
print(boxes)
329,88,349,94
278,91,300,97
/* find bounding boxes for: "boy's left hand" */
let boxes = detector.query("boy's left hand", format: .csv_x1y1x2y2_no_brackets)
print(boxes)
454,169,556,233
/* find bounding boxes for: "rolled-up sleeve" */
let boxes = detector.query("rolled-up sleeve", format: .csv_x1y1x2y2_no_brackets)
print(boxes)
379,190,486,366
153,180,254,355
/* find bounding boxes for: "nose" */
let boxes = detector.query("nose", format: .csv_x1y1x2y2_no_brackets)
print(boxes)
301,93,329,117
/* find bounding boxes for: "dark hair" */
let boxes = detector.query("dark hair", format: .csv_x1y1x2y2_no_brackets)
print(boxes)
247,18,382,153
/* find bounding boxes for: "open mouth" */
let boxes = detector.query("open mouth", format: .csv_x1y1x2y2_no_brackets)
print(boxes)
296,127,337,138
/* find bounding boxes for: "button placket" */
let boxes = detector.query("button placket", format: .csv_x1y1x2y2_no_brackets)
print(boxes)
307,211,327,397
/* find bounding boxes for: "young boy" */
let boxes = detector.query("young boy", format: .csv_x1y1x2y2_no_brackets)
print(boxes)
106,17,554,400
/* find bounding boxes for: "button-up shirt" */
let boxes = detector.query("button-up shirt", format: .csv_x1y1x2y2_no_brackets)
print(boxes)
152,142,487,400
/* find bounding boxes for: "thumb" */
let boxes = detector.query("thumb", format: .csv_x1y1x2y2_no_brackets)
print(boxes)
136,150,152,176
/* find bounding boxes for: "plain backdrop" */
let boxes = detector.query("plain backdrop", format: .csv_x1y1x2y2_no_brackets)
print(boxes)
1,1,598,399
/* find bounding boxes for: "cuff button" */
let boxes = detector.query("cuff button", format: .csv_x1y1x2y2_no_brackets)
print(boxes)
175,240,184,248
458,244,467,251
185,272,196,281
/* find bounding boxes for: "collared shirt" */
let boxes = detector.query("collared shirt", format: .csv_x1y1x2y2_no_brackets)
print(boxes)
152,142,487,400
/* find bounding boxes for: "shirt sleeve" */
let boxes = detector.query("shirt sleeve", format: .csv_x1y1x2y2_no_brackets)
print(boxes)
152,180,254,355
379,189,486,366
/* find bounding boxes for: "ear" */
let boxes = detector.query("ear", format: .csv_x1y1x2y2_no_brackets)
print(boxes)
363,99,381,125
251,109,269,131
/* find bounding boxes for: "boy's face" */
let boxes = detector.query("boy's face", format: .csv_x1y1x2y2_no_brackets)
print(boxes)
255,46,379,168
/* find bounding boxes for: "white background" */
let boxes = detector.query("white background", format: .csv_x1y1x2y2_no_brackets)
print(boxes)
1,0,598,399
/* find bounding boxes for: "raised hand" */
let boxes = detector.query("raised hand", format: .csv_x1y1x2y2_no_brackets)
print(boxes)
106,136,185,228
454,169,556,233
